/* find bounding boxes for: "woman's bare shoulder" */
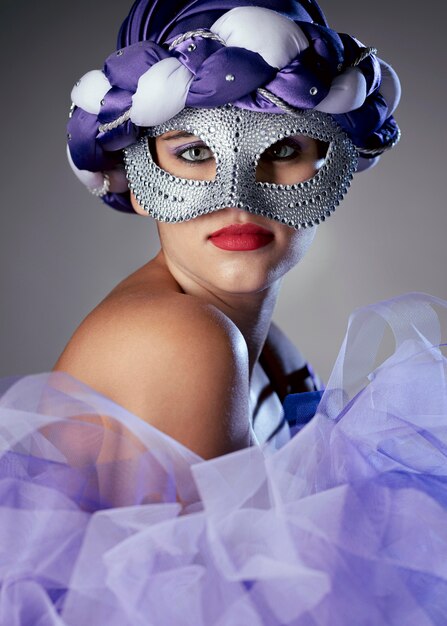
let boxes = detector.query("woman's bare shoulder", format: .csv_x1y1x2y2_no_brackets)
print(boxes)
53,265,251,458
54,282,245,372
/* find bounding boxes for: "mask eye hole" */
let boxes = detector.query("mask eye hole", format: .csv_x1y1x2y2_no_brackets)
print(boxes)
256,136,328,185
148,131,217,181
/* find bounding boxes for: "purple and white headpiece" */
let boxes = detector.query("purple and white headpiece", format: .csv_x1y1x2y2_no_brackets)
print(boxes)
67,0,401,225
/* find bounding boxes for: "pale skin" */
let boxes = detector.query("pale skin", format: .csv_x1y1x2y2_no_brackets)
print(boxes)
53,130,324,459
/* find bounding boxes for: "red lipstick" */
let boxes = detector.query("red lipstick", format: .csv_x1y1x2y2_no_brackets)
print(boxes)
209,223,274,251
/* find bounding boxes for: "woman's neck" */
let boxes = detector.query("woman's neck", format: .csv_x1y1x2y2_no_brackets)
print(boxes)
212,285,280,377
154,250,281,377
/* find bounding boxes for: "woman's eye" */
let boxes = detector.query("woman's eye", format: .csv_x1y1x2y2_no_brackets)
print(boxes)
179,146,213,162
263,142,301,161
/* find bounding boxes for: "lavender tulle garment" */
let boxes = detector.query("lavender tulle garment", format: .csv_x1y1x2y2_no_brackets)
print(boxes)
1,293,447,625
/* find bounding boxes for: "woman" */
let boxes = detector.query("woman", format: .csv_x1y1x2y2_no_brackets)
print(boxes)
57,116,331,456
56,0,395,458
1,0,446,623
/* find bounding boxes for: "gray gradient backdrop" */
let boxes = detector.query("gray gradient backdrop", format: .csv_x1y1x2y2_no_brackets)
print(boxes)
0,0,445,381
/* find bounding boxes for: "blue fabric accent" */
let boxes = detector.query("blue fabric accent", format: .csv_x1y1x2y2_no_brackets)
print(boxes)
283,390,324,427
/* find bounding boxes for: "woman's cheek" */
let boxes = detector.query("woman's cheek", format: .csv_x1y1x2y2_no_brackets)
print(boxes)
157,220,204,265
279,226,318,269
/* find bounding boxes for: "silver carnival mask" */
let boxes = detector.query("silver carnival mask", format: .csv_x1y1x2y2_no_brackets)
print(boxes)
123,105,358,229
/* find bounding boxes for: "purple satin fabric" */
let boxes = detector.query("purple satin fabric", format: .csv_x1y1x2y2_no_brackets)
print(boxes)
333,93,390,148
98,119,139,154
102,190,136,213
104,41,170,91
338,33,381,96
67,109,118,172
231,91,285,114
264,54,332,109
117,0,328,49
299,22,344,73
186,47,277,106
173,37,223,75
99,87,133,125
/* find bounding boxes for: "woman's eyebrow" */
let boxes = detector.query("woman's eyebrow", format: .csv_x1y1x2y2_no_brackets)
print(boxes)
161,131,197,141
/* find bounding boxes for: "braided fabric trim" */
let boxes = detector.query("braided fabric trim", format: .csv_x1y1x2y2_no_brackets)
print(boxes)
351,46,377,67
257,87,298,114
355,126,401,157
89,173,110,197
98,110,132,134
94,29,227,133
93,88,310,139
93,44,382,136
169,29,226,50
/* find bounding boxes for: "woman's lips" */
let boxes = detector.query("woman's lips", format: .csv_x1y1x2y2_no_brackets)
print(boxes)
208,223,274,251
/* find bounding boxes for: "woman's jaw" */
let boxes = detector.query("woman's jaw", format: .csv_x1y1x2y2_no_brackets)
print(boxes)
131,195,317,301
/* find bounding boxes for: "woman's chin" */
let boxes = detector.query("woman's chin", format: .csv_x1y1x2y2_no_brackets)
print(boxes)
208,268,282,296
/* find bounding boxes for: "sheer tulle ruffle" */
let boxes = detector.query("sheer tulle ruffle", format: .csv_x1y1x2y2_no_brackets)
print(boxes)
1,293,447,625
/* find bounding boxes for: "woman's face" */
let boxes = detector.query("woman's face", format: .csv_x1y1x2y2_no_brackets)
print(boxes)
130,129,323,296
